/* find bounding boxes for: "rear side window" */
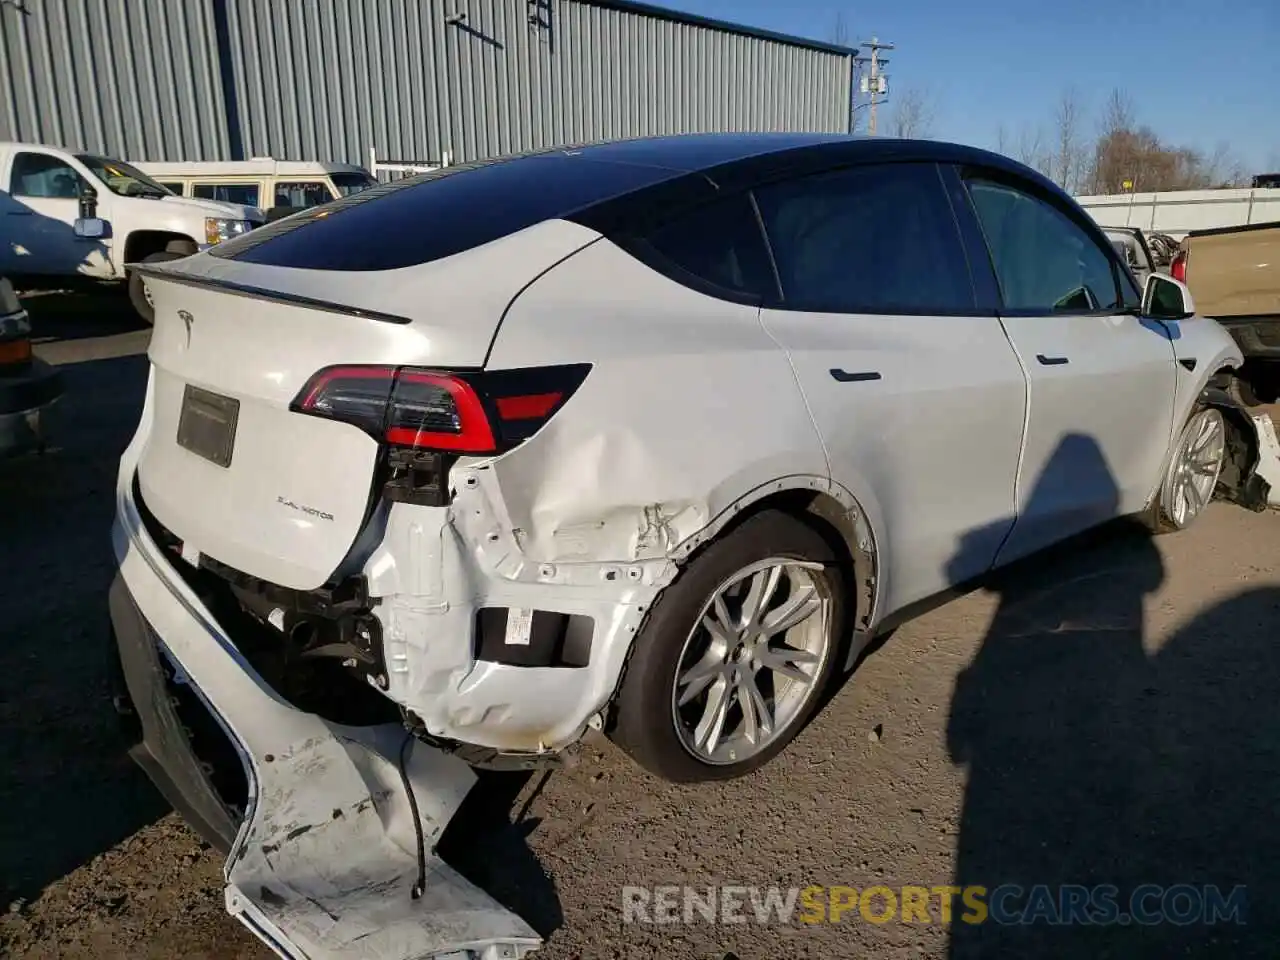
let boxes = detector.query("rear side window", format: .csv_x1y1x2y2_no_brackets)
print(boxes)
213,154,683,271
274,181,332,208
633,193,777,301
193,182,261,207
966,179,1121,313
754,162,975,314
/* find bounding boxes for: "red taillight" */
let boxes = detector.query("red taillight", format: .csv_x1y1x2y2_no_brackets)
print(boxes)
1171,249,1188,283
291,363,589,455
384,370,496,452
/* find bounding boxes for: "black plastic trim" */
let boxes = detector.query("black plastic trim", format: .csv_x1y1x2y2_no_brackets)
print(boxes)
108,574,240,853
129,265,414,325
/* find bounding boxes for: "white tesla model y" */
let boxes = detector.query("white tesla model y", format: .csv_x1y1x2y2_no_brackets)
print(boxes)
108,131,1265,958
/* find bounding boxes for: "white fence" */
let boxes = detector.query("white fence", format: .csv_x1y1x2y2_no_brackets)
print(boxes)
1077,188,1280,239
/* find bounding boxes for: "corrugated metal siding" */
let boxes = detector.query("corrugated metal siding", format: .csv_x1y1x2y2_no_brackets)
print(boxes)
0,0,230,160
2,0,851,165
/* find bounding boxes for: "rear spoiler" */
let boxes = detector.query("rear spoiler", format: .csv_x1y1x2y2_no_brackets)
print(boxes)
128,264,414,325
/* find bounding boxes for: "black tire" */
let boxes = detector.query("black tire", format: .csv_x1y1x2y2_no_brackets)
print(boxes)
127,245,196,324
609,510,848,783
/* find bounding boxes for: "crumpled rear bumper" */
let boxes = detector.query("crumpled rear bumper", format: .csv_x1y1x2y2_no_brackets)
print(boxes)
110,503,541,959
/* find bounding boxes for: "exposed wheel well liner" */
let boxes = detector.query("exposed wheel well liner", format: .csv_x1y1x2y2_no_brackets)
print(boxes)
125,230,198,264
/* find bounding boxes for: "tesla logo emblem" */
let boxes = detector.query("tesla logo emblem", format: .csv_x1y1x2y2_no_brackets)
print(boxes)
178,309,194,344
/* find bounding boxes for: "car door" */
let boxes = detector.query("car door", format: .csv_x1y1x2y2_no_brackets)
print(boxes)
1,150,104,276
957,170,1178,564
755,161,1028,615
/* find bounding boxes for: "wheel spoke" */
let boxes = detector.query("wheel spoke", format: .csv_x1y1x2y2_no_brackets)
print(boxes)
739,565,783,631
672,558,833,765
693,676,732,754
738,672,774,744
1183,473,1204,514
756,644,819,683
677,658,725,707
761,584,821,637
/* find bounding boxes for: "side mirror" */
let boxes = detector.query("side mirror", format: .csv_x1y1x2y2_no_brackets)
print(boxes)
1142,273,1195,320
78,183,98,220
73,217,106,239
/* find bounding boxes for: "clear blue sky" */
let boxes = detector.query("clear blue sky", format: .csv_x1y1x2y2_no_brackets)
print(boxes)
667,0,1280,174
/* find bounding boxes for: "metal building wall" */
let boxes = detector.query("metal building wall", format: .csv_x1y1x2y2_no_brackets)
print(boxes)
1,0,852,166
220,0,853,165
0,0,232,160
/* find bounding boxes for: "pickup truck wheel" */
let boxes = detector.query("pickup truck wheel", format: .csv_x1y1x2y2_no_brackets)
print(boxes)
1145,406,1228,533
610,510,845,783
128,245,196,324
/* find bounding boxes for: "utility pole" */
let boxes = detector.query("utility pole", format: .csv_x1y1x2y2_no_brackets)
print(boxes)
854,36,894,135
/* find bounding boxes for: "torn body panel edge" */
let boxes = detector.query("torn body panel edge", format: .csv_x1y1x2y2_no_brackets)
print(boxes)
366,456,883,760
114,373,541,960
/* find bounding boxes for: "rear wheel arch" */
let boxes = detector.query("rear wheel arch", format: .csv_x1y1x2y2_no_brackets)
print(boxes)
669,477,882,637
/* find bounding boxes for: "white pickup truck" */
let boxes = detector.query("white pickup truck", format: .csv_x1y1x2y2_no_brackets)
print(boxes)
0,141,265,322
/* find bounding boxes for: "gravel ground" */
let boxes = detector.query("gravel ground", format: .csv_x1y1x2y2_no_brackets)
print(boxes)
5,295,1280,959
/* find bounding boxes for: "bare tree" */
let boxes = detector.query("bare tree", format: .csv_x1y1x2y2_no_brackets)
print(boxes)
1100,88,1136,138
995,123,1009,155
1014,125,1051,179
829,12,850,46
1203,142,1248,188
888,87,936,139
1050,87,1086,193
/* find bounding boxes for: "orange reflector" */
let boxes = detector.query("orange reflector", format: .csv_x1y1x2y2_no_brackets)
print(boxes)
0,339,32,365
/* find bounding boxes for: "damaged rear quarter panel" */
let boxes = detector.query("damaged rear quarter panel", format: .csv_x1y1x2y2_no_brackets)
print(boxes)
481,232,831,557
364,232,836,755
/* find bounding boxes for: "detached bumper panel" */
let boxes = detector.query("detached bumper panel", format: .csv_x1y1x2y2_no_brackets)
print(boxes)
111,517,541,960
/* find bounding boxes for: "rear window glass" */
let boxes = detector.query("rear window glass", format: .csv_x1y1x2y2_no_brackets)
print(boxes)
212,154,682,272
636,194,777,301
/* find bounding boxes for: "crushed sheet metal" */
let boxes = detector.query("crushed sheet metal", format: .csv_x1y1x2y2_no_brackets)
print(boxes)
1250,412,1280,508
115,466,541,959
364,495,658,755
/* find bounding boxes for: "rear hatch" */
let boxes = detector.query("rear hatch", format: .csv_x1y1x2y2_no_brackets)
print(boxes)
134,220,599,591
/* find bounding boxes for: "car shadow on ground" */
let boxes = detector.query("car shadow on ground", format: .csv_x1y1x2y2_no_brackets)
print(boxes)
439,768,564,937
0,354,167,906
945,435,1280,956
19,288,146,343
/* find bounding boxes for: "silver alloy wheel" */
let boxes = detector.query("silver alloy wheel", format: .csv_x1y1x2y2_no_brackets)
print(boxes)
1161,408,1227,529
671,557,832,765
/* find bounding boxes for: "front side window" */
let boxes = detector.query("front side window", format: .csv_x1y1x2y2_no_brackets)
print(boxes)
9,153,86,199
636,193,776,301
74,155,171,197
157,181,185,196
752,162,975,314
966,179,1121,314
274,181,333,208
193,182,261,207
